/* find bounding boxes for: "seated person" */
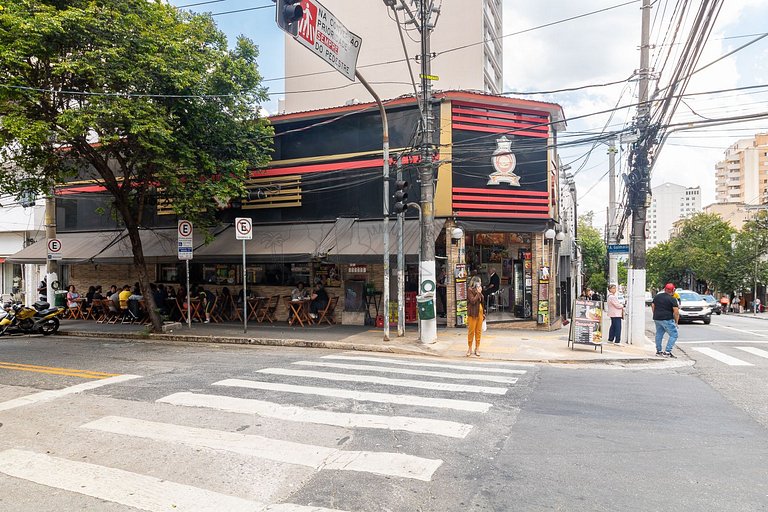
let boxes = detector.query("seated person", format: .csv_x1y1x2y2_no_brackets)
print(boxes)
118,285,132,310
309,283,329,318
66,285,80,310
198,286,215,323
291,282,309,300
85,286,97,306
150,283,167,315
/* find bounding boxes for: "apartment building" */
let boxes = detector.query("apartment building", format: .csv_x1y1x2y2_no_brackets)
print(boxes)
703,202,751,230
715,134,768,205
282,0,503,113
647,183,701,248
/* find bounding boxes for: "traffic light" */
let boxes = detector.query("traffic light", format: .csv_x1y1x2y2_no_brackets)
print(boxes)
393,180,408,214
275,0,304,36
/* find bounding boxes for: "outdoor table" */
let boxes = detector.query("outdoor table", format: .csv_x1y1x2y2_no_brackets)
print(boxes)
285,297,312,327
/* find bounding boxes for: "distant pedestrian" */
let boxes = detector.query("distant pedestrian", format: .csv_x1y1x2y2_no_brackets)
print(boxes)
754,297,761,314
467,276,484,357
652,283,680,358
719,295,729,315
606,284,624,344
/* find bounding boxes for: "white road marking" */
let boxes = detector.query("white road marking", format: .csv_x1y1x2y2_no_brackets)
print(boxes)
0,449,347,512
158,392,473,438
82,416,443,482
323,355,530,373
213,379,491,413
677,339,768,344
294,361,519,384
257,368,507,395
691,348,754,366
735,346,768,359
717,324,768,338
0,374,141,412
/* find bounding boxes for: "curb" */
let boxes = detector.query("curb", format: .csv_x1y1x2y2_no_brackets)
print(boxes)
57,330,664,364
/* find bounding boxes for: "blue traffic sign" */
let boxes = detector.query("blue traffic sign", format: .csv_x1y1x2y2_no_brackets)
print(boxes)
607,244,629,254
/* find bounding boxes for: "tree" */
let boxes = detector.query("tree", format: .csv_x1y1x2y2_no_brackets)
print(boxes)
728,211,768,298
669,213,735,292
578,213,606,294
0,1,273,331
646,241,687,290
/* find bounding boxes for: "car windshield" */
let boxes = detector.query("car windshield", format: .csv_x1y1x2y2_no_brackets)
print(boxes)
703,295,716,303
678,292,701,301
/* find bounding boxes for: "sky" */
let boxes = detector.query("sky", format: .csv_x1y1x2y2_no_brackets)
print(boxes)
172,0,768,228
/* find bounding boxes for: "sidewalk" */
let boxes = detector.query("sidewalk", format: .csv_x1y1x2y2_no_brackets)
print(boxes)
55,318,661,364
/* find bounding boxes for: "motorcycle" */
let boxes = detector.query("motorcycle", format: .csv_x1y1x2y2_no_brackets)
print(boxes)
0,300,65,336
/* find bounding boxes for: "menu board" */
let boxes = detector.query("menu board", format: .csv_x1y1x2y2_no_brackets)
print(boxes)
568,299,603,348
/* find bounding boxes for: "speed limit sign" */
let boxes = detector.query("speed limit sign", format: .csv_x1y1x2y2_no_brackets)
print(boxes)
235,217,252,240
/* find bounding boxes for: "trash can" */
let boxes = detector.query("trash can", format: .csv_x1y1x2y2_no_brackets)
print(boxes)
417,294,435,320
54,291,67,307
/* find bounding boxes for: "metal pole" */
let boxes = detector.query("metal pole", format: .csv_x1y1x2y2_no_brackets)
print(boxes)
397,156,405,337
44,190,58,305
607,138,618,286
185,259,191,329
418,0,437,344
243,239,248,333
355,70,390,341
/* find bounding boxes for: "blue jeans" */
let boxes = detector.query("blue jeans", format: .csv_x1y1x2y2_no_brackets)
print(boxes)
608,317,622,342
654,319,678,352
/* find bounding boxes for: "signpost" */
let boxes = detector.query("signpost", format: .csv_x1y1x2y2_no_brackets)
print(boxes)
288,0,362,81
178,220,193,329
607,244,630,254
47,238,62,261
235,217,253,333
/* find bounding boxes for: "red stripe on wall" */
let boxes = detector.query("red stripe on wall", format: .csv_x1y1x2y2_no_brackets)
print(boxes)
57,185,107,195
453,202,550,212
452,123,549,138
454,211,551,219
452,100,553,120
251,158,383,178
452,115,549,134
452,107,548,126
453,187,548,197
453,194,548,205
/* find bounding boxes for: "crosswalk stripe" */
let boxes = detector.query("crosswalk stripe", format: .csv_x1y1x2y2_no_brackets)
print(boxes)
293,361,519,384
323,355,529,374
735,346,768,359
213,379,492,413
158,392,473,438
257,368,508,395
0,374,141,412
82,416,443,482
0,449,348,512
691,347,754,366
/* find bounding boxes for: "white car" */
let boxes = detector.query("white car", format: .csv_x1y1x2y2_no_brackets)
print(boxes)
675,290,711,324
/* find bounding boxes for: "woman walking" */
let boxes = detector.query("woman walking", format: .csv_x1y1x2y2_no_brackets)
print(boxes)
467,276,484,357
606,284,625,344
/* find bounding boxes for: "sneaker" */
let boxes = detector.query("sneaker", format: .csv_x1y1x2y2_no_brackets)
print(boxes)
613,341,621,345
203,319,210,324
656,351,665,357
309,313,317,319
664,351,676,358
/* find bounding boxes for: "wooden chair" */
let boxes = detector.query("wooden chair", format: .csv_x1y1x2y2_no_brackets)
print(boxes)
105,299,121,324
258,295,280,323
208,296,223,323
317,296,339,325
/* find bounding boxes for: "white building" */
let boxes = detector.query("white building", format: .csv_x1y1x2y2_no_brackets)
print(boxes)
282,0,503,113
647,183,701,248
0,198,44,301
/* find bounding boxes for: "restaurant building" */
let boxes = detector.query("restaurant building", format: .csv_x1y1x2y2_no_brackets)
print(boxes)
9,90,569,328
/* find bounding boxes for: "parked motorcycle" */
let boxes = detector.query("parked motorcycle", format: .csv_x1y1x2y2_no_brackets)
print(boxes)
0,301,65,336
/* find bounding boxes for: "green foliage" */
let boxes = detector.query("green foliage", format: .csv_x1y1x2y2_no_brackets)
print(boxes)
727,210,768,293
0,0,273,225
617,259,627,286
578,213,606,293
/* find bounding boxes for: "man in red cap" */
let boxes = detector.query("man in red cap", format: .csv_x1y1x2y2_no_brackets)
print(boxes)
651,283,680,357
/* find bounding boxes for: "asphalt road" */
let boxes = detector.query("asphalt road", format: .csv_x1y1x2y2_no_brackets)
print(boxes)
0,334,766,511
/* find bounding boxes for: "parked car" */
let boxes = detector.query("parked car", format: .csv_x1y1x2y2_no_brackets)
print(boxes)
645,291,653,306
702,294,721,315
675,290,711,324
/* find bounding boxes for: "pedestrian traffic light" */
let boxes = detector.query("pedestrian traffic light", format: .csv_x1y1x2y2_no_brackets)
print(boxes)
393,180,408,214
275,0,304,36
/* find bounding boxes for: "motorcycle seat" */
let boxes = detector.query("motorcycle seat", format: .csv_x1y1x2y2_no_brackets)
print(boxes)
37,308,60,316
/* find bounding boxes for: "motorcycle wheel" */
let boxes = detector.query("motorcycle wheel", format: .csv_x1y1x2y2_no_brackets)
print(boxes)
0,324,8,336
39,318,60,336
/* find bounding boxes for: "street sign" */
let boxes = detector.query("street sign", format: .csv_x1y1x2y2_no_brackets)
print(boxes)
235,217,253,240
178,219,193,260
607,244,630,254
288,0,362,81
47,238,62,260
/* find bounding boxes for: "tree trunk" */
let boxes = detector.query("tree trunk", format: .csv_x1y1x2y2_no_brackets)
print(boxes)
123,215,163,333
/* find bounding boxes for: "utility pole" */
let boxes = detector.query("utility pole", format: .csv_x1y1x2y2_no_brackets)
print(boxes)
607,138,618,287
44,190,58,304
396,155,405,336
627,0,652,344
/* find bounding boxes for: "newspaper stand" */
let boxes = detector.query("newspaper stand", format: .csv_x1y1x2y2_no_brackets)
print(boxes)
568,299,604,353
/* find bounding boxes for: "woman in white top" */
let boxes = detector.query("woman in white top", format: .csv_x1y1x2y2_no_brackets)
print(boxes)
606,284,625,344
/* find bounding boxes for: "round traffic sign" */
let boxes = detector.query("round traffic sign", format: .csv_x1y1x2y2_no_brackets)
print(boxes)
236,218,252,237
178,220,193,238
47,239,61,253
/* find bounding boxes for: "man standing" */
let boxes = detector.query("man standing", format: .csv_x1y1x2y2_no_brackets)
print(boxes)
651,283,680,357
484,267,500,311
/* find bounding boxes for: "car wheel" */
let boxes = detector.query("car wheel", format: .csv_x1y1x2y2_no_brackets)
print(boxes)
715,311,721,315
703,316,711,325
